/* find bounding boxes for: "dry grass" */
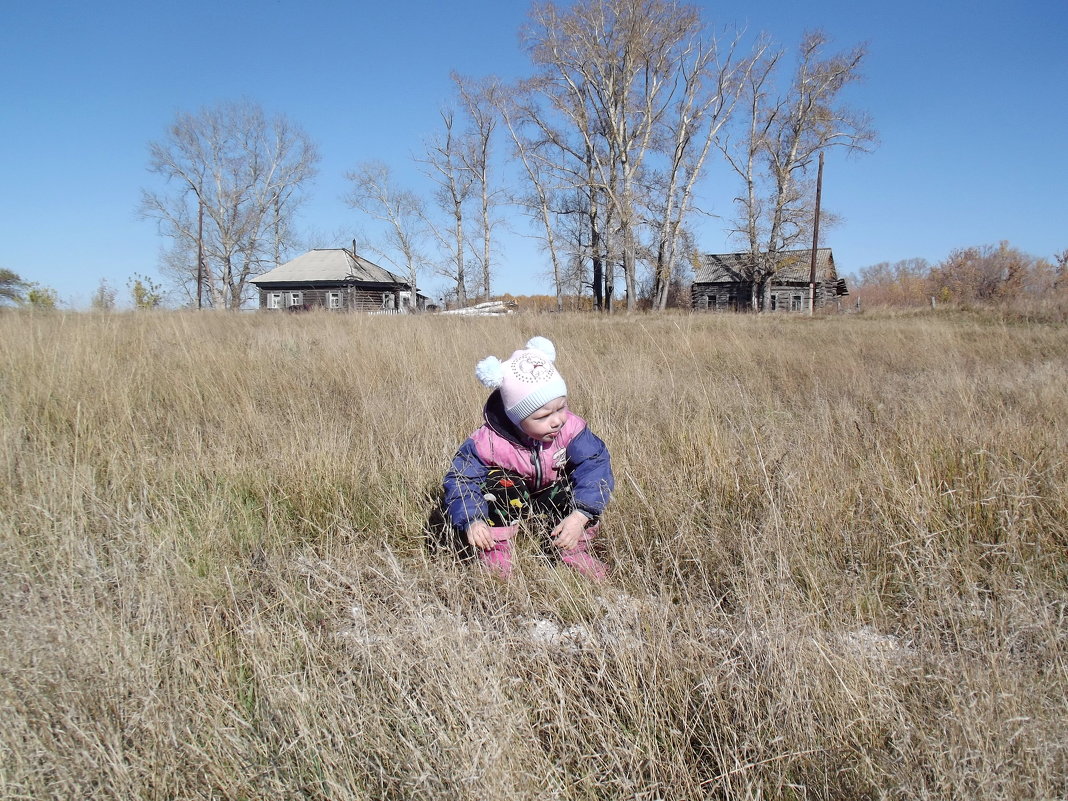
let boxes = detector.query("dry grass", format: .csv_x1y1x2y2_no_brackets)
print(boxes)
1,308,1065,800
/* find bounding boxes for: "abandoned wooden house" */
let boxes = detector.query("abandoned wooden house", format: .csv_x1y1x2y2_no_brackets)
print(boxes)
691,248,849,312
250,248,430,312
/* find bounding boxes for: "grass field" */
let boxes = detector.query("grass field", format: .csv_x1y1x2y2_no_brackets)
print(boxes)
1,308,1065,799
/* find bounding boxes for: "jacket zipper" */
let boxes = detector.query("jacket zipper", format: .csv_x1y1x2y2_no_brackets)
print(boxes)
531,441,543,489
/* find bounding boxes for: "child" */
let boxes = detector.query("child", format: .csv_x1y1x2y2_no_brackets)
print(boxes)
443,336,614,580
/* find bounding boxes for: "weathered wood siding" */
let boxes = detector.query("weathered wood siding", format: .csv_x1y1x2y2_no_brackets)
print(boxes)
258,286,404,312
692,281,842,312
691,282,752,311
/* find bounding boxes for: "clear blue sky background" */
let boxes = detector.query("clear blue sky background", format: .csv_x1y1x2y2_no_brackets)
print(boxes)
2,0,1066,307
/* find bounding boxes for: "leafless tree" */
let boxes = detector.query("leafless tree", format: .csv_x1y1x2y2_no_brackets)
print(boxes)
90,278,118,311
854,257,932,307
722,31,875,309
496,82,572,311
556,194,596,303
345,161,428,311
499,74,625,312
136,99,316,309
522,0,739,312
141,101,319,309
646,28,747,310
587,144,616,310
525,0,721,310
420,107,476,308
453,73,505,301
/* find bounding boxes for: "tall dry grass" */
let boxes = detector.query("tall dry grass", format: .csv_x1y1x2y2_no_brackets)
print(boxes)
1,308,1065,800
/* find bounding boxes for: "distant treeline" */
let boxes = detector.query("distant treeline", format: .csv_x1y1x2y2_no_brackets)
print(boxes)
852,242,1068,313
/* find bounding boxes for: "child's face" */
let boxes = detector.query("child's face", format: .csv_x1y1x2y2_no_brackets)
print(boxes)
519,396,568,444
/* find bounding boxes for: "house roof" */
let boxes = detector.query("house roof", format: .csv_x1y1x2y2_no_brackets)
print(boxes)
251,249,408,287
695,248,837,284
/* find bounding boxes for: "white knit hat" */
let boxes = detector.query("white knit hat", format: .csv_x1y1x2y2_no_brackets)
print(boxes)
475,336,567,424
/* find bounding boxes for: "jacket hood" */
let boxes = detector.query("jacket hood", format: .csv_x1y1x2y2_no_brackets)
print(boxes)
483,389,529,445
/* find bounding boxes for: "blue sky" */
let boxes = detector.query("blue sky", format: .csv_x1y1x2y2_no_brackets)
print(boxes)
2,0,1066,307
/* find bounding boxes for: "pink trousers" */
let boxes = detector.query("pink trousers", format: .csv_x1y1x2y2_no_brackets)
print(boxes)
478,522,607,581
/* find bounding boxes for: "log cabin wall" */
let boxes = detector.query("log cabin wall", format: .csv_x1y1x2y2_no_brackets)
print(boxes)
692,281,840,312
257,286,404,312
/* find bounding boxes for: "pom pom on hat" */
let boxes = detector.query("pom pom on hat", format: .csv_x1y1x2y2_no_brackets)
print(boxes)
475,356,505,388
525,336,556,361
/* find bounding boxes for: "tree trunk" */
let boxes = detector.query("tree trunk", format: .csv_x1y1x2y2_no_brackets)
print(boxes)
481,183,491,299
591,207,603,311
454,209,467,307
622,224,637,311
653,237,671,311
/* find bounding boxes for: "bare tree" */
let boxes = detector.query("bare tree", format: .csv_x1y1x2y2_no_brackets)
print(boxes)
345,161,428,312
555,191,597,303
505,77,615,310
647,28,746,310
854,257,932,307
90,278,118,311
453,73,505,301
499,74,626,312
521,0,742,311
524,0,720,311
723,31,875,309
496,82,570,311
141,101,319,309
420,107,476,308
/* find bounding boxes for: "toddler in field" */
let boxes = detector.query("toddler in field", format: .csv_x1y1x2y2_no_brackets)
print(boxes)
442,336,614,580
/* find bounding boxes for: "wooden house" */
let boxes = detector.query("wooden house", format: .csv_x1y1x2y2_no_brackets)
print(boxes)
250,248,429,312
691,248,849,312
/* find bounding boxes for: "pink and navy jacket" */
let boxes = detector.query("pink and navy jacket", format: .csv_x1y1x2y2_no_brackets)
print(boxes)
443,390,614,530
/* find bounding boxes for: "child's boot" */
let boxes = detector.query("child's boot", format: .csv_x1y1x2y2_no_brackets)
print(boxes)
560,523,608,581
479,525,518,579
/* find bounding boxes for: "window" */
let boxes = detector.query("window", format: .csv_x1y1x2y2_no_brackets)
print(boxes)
288,291,303,307
327,291,341,309
792,294,803,311
770,295,778,311
266,292,282,309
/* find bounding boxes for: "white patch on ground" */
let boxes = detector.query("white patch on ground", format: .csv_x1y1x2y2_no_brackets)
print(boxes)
524,619,594,651
522,591,655,651
336,602,388,646
593,590,652,650
304,557,917,670
838,625,913,661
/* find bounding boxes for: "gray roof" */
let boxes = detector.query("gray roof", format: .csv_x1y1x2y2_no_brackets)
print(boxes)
695,248,837,284
251,249,408,286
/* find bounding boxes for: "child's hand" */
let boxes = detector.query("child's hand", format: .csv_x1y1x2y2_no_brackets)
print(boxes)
466,520,493,551
551,511,589,551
